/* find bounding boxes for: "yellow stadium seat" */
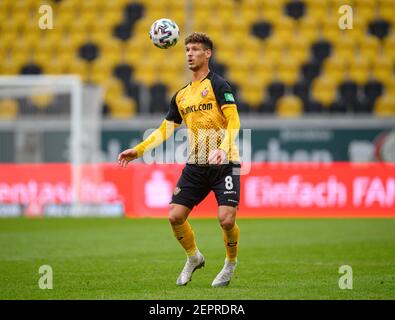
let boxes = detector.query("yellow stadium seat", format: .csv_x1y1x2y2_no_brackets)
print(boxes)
380,4,395,22
348,56,370,85
6,52,27,71
372,55,394,84
329,0,355,7
195,9,211,23
323,55,347,84
67,59,90,80
241,85,264,108
109,96,137,119
358,36,380,64
251,70,273,88
135,68,157,87
346,16,367,42
305,0,328,21
18,0,39,10
233,38,259,61
55,11,75,30
384,76,395,96
68,33,87,49
276,95,303,118
239,7,260,23
277,57,300,86
30,93,54,110
374,95,395,116
58,0,79,12
170,12,186,29
101,0,127,12
206,28,223,44
215,7,234,22
143,0,169,11
167,81,184,98
274,17,296,43
383,34,395,64
321,15,344,42
43,60,66,75
11,38,31,54
287,35,309,64
90,72,109,85
333,35,355,61
81,0,101,11
101,38,123,58
168,0,185,12
238,0,261,10
157,68,179,87
124,46,143,65
0,99,18,119
91,58,114,77
229,55,250,71
0,10,6,27
237,50,258,65
100,10,124,29
90,30,110,46
264,37,284,65
0,1,9,14
297,16,319,44
83,12,99,31
256,58,275,81
8,11,28,30
32,50,51,69
21,33,41,51
215,49,235,65
354,0,376,21
103,78,124,101
228,69,247,88
1,31,17,51
312,76,337,106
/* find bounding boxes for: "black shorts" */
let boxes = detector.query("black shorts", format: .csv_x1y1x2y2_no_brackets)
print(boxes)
170,163,241,210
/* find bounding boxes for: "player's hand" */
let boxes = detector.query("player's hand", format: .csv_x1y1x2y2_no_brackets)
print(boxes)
208,149,227,165
118,149,138,168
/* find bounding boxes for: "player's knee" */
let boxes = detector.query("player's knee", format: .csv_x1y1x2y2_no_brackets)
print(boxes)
168,204,186,225
169,215,185,225
219,216,235,230
218,206,237,230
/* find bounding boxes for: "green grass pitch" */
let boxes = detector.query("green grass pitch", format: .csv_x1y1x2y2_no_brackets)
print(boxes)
0,217,394,300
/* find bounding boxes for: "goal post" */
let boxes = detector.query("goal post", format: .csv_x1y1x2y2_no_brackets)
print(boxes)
0,75,118,216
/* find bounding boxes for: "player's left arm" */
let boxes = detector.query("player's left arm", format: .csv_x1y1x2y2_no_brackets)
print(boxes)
209,76,241,164
219,104,240,154
208,104,240,164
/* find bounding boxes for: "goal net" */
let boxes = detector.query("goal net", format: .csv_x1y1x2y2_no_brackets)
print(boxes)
0,75,123,217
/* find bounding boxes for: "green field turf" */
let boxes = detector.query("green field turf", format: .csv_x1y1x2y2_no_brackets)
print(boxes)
0,218,394,300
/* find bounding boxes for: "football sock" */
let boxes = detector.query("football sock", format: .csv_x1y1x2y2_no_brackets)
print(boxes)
222,223,239,263
171,220,197,257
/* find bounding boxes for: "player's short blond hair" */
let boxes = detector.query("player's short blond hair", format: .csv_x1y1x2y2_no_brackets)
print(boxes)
185,32,213,51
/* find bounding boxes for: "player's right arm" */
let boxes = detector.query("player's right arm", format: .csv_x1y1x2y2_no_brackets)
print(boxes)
118,119,179,167
118,92,183,168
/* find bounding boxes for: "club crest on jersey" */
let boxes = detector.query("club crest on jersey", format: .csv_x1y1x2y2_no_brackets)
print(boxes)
173,187,181,195
201,88,209,97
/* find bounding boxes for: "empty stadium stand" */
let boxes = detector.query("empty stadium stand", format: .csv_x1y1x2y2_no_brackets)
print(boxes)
0,0,394,119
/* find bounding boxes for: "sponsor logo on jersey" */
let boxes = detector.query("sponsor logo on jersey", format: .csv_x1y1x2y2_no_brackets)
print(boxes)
224,191,237,194
227,241,238,247
201,88,209,97
181,103,213,115
224,92,235,102
173,187,181,195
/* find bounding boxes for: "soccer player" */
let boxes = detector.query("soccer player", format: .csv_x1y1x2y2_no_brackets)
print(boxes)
118,32,241,287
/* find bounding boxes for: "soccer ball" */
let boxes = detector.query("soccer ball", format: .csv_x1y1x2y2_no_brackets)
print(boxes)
149,18,180,49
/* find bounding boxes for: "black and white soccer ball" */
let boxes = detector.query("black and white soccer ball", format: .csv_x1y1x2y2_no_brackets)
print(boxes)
149,18,180,49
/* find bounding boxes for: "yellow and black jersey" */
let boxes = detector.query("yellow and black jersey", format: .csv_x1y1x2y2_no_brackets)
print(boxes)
166,71,240,164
